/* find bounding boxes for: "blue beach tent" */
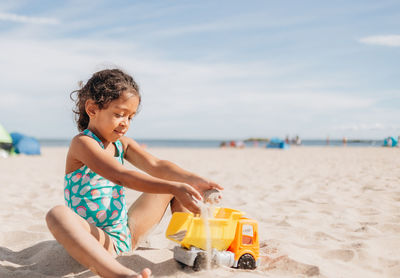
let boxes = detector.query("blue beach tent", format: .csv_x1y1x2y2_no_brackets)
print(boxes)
10,132,41,155
266,138,289,149
383,136,397,147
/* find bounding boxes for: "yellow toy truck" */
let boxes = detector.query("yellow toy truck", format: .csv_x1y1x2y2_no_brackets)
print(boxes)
166,207,259,271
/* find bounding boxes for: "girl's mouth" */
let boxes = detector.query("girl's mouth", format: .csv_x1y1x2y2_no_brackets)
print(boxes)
114,130,125,136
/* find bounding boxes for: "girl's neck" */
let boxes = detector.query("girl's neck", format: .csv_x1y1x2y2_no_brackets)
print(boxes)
85,127,111,148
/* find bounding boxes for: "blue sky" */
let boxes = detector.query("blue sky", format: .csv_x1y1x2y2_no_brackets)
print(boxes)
0,0,399,140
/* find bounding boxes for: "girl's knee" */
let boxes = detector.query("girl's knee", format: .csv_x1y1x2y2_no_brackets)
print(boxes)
45,205,70,227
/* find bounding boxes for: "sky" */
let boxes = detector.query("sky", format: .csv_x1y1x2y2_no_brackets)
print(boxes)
0,0,399,140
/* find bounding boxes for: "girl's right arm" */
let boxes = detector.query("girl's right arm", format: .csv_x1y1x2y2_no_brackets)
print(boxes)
68,135,202,213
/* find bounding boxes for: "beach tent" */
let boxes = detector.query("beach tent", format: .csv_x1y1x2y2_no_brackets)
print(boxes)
10,132,41,155
266,138,289,149
0,124,13,154
383,136,398,147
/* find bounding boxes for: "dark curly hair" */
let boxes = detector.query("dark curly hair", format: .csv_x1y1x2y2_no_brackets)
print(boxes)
71,69,141,131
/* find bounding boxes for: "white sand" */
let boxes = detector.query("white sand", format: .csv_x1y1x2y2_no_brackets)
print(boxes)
0,146,399,277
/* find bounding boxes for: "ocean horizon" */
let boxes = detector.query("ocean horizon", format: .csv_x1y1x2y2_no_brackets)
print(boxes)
38,138,385,148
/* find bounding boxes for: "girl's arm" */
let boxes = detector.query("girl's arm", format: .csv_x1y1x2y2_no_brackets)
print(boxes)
120,136,224,194
68,135,202,213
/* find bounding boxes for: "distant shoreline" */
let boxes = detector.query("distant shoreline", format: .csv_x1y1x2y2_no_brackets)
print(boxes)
38,138,385,148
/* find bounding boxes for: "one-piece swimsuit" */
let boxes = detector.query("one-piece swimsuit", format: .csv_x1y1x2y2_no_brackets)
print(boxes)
64,129,132,254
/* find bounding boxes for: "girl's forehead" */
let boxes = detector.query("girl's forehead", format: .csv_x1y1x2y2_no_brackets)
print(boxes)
111,93,139,109
120,91,138,100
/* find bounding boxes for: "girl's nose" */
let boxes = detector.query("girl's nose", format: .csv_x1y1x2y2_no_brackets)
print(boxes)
120,117,129,126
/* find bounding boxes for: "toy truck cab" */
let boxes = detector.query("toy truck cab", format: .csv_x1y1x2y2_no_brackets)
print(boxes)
228,217,259,269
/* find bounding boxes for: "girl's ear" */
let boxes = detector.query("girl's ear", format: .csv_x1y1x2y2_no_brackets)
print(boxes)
85,99,98,118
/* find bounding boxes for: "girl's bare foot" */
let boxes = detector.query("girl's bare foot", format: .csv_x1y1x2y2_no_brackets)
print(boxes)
132,268,151,278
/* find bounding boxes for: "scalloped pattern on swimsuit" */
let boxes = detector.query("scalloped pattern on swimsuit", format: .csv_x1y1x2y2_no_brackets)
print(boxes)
64,129,132,254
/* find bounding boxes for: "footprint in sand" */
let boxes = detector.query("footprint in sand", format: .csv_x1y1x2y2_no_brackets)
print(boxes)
258,240,320,277
379,257,400,278
379,223,400,233
276,219,291,227
260,255,320,277
323,249,355,262
358,207,380,216
314,231,341,241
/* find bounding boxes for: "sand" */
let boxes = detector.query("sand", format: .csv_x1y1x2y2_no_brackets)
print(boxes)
0,146,399,277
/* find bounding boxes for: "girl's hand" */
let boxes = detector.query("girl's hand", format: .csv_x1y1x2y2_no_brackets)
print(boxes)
203,188,222,205
172,183,203,214
189,177,224,196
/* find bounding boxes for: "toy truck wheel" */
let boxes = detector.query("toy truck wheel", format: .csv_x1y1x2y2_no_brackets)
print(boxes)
237,253,256,270
193,252,207,272
176,261,186,269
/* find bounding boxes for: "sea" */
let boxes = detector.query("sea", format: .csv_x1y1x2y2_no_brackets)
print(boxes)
38,138,385,148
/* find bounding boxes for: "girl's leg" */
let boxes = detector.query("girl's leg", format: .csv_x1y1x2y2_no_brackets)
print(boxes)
127,194,187,248
46,205,150,278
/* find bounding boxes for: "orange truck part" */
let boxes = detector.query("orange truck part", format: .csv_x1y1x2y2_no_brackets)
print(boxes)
228,217,259,267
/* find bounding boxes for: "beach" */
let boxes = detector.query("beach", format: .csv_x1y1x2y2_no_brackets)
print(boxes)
0,146,399,278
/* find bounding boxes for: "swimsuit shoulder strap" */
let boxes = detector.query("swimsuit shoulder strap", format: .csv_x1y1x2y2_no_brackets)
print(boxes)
81,129,124,163
114,139,124,163
82,129,105,149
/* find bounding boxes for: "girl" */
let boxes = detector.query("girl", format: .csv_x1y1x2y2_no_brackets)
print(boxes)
46,69,223,278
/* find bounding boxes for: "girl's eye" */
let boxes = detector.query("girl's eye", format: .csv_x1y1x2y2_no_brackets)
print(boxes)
115,113,123,118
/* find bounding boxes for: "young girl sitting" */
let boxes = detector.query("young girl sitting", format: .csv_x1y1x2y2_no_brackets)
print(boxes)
46,69,223,278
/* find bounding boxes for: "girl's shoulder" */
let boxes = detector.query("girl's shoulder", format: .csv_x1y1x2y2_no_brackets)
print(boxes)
68,133,103,159
66,134,95,174
70,133,99,147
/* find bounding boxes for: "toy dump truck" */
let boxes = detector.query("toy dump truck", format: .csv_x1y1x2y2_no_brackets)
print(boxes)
166,207,259,271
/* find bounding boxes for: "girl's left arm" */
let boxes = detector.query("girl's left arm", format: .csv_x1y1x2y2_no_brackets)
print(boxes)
120,137,223,194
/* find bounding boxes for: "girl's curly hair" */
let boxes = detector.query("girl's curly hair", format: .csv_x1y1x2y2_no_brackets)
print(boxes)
70,69,141,131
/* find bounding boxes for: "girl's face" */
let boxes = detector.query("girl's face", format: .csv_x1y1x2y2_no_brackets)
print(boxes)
87,91,139,144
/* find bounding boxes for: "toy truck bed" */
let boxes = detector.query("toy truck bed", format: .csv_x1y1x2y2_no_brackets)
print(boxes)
165,207,244,251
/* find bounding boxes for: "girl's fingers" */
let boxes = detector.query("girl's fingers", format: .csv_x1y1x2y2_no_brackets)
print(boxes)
190,187,203,201
186,197,200,214
203,189,222,205
207,180,223,190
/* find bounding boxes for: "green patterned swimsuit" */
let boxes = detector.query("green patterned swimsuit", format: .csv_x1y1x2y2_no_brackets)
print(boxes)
64,129,132,254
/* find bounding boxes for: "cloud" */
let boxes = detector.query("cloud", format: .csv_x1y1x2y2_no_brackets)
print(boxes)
0,28,396,139
152,9,315,38
0,12,59,25
333,123,400,132
335,123,383,131
359,35,400,47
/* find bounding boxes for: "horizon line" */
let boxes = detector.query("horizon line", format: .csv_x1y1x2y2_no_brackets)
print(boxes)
37,137,387,141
